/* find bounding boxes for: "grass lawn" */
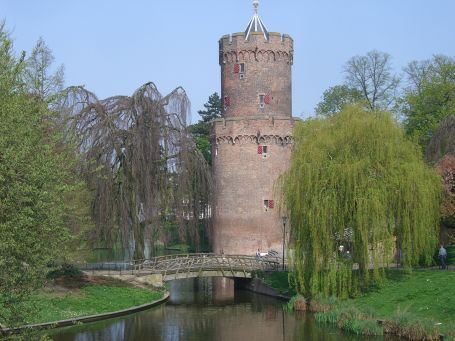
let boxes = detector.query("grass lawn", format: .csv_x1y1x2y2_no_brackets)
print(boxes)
352,269,455,324
263,269,454,324
22,276,163,325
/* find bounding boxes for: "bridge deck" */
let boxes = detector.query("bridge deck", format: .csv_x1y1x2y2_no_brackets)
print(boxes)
141,253,279,280
78,253,280,281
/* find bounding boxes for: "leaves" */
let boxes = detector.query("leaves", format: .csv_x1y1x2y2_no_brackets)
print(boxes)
315,85,364,117
281,106,441,298
0,26,73,327
402,56,455,149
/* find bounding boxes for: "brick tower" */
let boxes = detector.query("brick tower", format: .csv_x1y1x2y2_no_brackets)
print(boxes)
211,1,297,255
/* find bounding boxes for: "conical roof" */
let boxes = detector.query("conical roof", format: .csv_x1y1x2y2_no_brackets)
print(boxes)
244,0,269,41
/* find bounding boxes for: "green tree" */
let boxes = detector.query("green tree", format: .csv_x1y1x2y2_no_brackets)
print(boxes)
315,85,363,117
0,24,74,327
281,106,441,298
345,50,400,111
189,92,223,165
402,56,455,148
197,92,222,122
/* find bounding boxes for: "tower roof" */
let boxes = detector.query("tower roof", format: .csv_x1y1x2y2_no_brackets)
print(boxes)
244,0,269,41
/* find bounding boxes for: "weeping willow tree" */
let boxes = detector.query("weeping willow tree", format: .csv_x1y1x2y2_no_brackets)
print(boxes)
281,106,441,298
62,82,211,259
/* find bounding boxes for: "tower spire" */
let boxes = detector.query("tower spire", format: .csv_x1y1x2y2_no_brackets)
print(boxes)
245,0,269,40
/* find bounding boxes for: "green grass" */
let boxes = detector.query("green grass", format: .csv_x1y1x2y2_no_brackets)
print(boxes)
165,243,190,252
352,269,455,324
23,284,163,324
259,271,296,297
281,269,455,338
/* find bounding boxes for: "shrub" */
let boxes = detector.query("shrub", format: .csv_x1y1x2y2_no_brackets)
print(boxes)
307,295,338,313
384,310,441,340
316,307,383,336
47,263,82,279
287,295,306,311
315,310,340,324
341,319,383,336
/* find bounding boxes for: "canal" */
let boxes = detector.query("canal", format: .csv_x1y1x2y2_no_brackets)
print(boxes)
47,277,398,341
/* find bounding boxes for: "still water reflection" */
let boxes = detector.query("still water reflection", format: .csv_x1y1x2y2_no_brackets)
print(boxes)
49,278,394,341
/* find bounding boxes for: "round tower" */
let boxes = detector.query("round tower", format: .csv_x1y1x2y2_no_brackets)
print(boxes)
211,1,297,255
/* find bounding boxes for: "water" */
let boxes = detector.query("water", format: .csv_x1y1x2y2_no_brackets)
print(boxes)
48,278,395,341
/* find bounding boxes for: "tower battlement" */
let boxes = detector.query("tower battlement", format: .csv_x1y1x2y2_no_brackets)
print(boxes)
219,31,293,119
219,32,294,66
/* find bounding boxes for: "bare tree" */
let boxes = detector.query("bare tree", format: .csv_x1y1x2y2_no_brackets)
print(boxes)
403,59,431,93
23,37,64,101
345,50,400,111
62,82,212,259
404,55,455,93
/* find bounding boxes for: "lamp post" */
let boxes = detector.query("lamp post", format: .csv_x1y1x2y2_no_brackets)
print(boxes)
282,216,287,271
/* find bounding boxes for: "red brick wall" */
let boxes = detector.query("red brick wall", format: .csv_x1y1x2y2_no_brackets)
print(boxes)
212,31,295,256
220,32,293,119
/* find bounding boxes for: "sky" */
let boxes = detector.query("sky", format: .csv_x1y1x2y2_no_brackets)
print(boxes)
2,0,455,120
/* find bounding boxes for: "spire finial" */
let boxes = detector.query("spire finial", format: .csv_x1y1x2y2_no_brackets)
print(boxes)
253,0,259,14
245,0,269,40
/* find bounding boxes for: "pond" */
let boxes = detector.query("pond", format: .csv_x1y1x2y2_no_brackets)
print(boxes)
48,278,397,341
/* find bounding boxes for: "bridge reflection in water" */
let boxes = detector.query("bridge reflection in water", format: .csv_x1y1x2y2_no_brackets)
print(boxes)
49,278,394,341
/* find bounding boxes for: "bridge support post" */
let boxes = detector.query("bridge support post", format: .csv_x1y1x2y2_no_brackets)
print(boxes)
212,277,234,302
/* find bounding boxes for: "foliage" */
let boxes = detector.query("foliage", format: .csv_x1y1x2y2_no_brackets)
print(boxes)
0,24,76,327
194,135,212,166
315,85,363,117
281,106,441,298
259,271,296,297
435,155,455,228
383,309,442,340
426,116,455,163
46,264,82,279
316,304,383,336
402,56,455,148
285,294,306,312
345,50,400,111
197,92,222,123
189,121,210,137
189,92,223,165
62,83,212,259
23,37,64,102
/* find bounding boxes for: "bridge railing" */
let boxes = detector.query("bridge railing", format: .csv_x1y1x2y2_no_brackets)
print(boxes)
142,254,280,276
76,254,280,277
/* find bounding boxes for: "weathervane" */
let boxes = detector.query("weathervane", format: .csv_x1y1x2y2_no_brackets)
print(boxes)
253,0,259,14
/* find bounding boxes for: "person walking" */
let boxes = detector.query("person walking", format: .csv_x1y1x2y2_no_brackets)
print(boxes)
439,245,447,270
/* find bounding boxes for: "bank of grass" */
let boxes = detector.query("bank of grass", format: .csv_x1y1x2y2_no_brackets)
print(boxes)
259,271,296,297
20,276,163,325
353,269,455,324
268,269,455,339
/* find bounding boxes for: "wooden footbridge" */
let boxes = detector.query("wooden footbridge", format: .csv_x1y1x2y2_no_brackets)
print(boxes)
141,253,280,281
80,253,280,282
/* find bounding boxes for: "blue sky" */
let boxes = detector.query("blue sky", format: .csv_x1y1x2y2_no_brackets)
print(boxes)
2,0,455,120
